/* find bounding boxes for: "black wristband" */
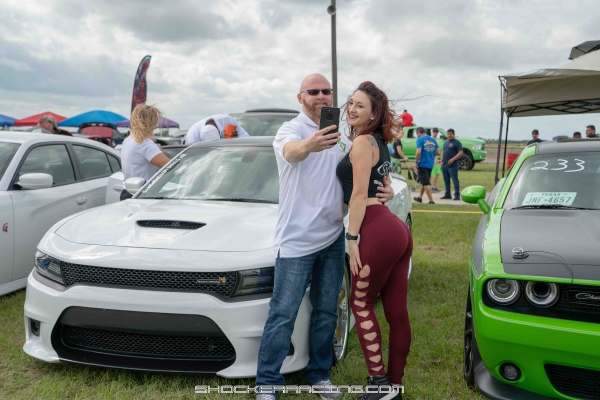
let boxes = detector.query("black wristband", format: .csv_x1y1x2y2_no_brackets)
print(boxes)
345,232,359,241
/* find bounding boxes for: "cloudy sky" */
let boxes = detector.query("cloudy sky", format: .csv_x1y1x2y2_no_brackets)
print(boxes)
1,0,599,139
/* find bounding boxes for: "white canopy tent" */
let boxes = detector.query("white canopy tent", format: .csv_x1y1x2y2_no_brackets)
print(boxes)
495,48,600,181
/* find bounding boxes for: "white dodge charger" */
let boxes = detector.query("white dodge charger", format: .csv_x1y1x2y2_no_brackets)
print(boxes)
23,137,412,378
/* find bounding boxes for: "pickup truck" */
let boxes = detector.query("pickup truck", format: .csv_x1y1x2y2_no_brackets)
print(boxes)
401,126,486,170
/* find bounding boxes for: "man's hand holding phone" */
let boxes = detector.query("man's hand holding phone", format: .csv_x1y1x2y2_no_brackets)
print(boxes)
304,125,340,153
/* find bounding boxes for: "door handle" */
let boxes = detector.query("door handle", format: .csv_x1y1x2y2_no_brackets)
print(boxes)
76,196,87,205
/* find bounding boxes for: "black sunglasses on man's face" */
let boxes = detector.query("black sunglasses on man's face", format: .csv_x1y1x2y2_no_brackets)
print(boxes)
301,88,333,96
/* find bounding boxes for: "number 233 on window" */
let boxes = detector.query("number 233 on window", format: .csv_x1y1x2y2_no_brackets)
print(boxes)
530,159,585,172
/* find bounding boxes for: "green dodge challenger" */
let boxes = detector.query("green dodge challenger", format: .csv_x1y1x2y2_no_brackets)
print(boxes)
461,139,600,399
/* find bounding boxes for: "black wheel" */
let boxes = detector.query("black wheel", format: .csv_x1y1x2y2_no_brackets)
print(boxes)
464,286,476,388
405,215,412,232
332,264,351,366
459,154,474,171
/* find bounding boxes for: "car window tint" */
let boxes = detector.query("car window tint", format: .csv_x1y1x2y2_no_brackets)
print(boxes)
0,142,20,180
406,129,415,138
107,154,121,172
73,145,112,179
19,144,75,186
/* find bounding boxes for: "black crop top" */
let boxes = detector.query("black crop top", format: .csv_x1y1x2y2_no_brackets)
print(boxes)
336,134,391,204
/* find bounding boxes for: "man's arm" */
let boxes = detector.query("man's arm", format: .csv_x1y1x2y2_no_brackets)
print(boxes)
413,148,422,171
283,125,340,163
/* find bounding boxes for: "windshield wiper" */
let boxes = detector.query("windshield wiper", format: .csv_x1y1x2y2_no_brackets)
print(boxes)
511,205,600,210
202,197,278,204
140,196,176,200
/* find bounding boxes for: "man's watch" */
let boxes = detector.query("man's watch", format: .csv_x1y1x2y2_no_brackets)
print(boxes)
345,232,359,241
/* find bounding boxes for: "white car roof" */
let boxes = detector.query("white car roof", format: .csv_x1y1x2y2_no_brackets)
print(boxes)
0,132,119,156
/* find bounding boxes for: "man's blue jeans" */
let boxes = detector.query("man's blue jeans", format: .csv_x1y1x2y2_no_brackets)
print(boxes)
256,229,345,388
442,163,460,197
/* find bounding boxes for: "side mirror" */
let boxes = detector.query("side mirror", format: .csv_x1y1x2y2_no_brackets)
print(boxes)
461,185,490,214
16,173,53,190
125,177,146,195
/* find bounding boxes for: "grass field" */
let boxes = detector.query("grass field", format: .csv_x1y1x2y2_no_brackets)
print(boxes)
0,179,495,399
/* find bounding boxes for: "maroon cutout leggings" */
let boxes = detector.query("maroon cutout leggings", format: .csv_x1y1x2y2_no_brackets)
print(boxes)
350,204,413,384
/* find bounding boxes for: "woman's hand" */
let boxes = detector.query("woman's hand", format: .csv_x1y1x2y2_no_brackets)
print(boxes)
348,240,362,276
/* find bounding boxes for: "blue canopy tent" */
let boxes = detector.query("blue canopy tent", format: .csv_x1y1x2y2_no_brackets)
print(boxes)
58,110,127,127
0,114,17,127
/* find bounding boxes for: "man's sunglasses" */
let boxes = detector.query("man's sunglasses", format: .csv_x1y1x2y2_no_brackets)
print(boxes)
301,88,333,96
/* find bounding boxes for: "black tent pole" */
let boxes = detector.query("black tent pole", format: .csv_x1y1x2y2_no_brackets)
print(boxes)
501,115,511,177
495,79,504,184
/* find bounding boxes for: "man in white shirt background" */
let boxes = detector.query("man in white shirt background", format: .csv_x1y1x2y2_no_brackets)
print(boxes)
185,114,249,144
255,73,393,399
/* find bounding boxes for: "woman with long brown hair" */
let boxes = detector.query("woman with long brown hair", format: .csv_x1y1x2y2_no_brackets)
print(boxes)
120,103,170,200
336,82,413,399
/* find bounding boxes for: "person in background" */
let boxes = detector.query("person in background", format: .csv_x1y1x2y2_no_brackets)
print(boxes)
586,125,598,138
430,128,442,192
439,129,463,201
337,81,412,399
185,114,249,144
27,115,71,136
400,109,413,127
527,129,543,145
573,131,582,139
390,126,408,174
413,127,439,204
119,104,170,201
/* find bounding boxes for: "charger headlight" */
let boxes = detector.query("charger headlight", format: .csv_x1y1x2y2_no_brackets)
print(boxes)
486,279,520,305
34,251,65,285
232,267,274,297
525,281,559,308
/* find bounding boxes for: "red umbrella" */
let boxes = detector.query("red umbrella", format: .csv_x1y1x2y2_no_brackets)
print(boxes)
14,111,67,127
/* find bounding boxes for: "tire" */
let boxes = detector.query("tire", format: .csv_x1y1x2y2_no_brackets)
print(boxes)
459,153,474,171
405,215,412,232
464,286,476,389
332,264,351,366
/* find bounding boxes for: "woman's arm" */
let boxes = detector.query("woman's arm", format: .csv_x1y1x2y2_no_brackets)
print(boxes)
347,135,376,275
150,152,170,168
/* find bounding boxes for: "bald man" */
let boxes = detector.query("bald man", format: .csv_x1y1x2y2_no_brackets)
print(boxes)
255,74,394,399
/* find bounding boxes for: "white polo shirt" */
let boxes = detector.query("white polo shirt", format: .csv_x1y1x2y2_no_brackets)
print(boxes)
185,114,249,144
273,112,352,258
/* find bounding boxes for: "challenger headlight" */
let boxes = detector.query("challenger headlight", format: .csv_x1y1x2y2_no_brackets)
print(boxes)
232,267,274,296
486,279,520,305
472,144,482,150
524,281,559,308
34,251,65,285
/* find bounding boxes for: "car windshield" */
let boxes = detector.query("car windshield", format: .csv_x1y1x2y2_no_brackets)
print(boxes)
0,142,20,179
503,153,600,210
234,115,295,136
162,147,186,159
138,146,279,203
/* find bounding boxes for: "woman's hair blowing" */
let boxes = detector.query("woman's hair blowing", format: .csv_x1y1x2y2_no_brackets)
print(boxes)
345,81,399,143
130,103,162,143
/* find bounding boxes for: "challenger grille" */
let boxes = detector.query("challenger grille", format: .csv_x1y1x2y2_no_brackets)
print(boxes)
546,364,600,399
61,325,235,359
61,263,237,298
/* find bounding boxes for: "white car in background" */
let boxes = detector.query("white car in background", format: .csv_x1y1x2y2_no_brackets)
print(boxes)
0,133,121,296
24,137,411,377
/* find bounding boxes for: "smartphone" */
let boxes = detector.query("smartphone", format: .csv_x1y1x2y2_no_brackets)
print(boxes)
319,107,340,134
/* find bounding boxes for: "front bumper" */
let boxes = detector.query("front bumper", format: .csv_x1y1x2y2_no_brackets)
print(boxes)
474,299,600,399
472,149,487,161
24,271,311,378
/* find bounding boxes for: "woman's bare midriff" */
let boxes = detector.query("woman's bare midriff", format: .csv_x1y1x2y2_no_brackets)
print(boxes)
366,198,383,206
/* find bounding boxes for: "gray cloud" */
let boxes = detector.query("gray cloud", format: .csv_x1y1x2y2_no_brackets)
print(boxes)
55,0,255,43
